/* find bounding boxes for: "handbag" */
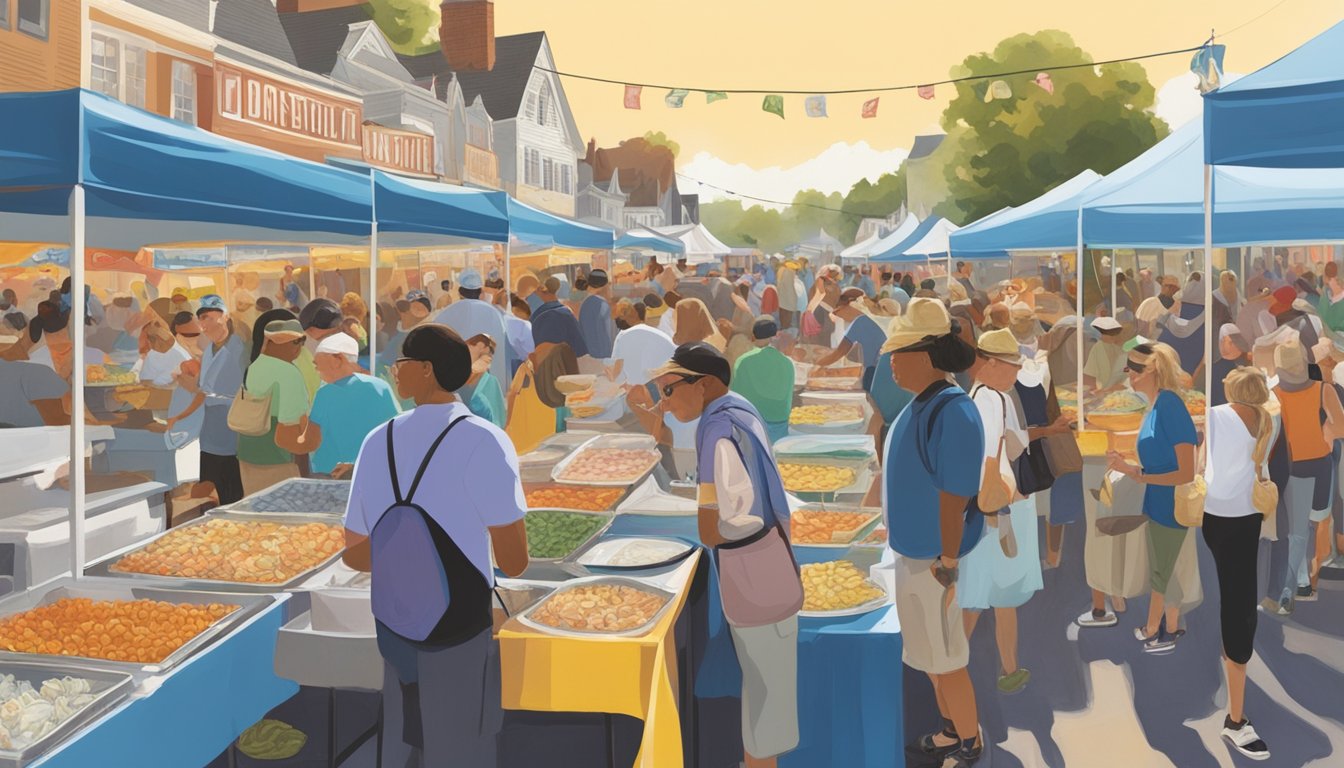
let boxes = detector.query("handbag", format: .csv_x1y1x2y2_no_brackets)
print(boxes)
1094,472,1149,536
800,308,822,337
716,526,805,627
226,381,272,437
972,386,1016,511
1250,408,1279,518
1014,439,1056,495
1173,439,1207,528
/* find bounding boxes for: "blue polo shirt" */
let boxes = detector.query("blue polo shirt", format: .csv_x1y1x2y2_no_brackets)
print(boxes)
844,313,886,372
531,301,589,357
1138,389,1198,528
884,382,985,560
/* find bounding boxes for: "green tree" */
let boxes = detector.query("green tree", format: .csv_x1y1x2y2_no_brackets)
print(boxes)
837,166,907,241
643,131,681,158
365,0,440,55
937,30,1168,224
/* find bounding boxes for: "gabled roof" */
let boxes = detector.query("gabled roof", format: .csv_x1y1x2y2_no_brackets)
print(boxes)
127,0,209,31
213,0,299,66
908,134,945,160
278,6,374,76
399,32,546,118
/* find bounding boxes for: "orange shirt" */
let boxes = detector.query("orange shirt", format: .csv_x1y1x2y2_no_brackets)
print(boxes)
1274,382,1330,462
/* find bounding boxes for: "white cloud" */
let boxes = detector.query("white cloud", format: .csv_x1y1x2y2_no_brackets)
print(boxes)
678,141,909,211
1154,71,1243,130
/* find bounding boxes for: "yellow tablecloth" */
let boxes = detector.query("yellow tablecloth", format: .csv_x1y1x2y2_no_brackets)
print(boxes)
497,551,701,768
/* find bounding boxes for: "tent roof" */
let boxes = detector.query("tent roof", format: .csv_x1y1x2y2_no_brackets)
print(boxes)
898,218,961,258
372,172,510,245
614,230,685,254
949,170,1101,254
864,215,922,262
0,89,372,249
794,228,844,252
1204,20,1344,168
507,198,613,251
872,216,944,262
839,231,882,261
1082,120,1344,247
647,223,731,264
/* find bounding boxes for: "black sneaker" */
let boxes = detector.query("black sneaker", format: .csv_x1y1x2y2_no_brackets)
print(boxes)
940,735,984,768
1222,716,1269,761
1296,585,1317,602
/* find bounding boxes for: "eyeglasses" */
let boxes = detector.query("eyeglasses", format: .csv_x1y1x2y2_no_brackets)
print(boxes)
661,374,705,398
177,331,201,338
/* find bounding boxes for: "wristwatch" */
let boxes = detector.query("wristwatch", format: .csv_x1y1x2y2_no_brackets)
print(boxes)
932,556,959,587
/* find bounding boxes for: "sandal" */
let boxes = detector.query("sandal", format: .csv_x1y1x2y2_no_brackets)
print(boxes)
918,720,961,756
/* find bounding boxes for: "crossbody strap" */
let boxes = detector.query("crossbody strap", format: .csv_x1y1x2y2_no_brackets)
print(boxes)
386,414,471,505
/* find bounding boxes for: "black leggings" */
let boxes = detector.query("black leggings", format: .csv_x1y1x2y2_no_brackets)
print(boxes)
1202,513,1263,664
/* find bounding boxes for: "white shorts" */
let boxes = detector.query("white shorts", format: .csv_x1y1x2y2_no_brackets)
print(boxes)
729,615,800,759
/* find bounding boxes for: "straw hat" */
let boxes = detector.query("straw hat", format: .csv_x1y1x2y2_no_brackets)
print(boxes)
977,328,1025,365
880,297,951,354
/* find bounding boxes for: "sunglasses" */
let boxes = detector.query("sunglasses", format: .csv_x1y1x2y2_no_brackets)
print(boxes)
1124,360,1147,374
661,374,705,398
177,331,201,338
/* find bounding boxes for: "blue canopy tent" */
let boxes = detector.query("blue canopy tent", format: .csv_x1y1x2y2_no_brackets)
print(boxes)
862,214,921,263
0,88,378,580
506,198,615,251
614,230,685,254
950,170,1102,254
1203,20,1344,169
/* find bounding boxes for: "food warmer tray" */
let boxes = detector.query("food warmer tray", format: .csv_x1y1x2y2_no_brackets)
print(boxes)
790,392,872,435
0,577,274,677
522,509,614,564
573,537,696,571
0,661,135,768
514,575,677,639
83,511,346,593
788,507,883,547
550,434,662,487
799,580,892,619
776,456,877,498
220,478,351,515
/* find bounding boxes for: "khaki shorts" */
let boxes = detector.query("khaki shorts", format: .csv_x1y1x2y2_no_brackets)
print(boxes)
729,615,800,759
893,555,969,675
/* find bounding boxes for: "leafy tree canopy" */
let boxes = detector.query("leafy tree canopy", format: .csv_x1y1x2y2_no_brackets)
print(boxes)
643,131,681,158
365,0,440,55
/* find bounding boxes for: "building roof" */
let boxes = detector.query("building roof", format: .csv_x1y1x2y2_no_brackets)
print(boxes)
212,0,299,66
127,0,210,32
278,6,374,76
908,134,945,161
584,138,676,208
399,32,546,117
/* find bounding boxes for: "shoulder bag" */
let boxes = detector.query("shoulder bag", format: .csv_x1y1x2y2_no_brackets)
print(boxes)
226,379,272,437
972,385,1018,511
1250,408,1279,519
1173,428,1207,528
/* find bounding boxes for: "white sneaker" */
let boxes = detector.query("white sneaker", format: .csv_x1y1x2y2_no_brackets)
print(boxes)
1076,609,1118,628
1222,717,1270,761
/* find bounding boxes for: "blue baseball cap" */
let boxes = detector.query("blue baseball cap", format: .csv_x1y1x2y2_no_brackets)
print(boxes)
196,294,227,316
459,269,484,291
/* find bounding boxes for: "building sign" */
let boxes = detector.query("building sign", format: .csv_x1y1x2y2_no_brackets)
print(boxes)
361,123,435,177
464,143,499,188
215,63,361,147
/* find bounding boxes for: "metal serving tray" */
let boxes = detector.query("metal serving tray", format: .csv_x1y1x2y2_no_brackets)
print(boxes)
787,506,883,547
84,511,346,593
775,456,877,498
0,661,135,768
522,509,614,564
551,434,661,487
573,537,695,571
0,577,273,677
514,575,677,639
220,478,352,515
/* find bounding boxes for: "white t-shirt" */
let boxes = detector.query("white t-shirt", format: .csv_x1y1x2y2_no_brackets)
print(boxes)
610,324,676,386
1205,403,1269,519
972,384,1024,481
711,439,765,541
139,344,191,386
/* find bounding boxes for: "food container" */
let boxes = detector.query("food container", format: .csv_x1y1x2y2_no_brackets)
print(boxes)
523,484,628,513
515,576,677,638
308,588,373,635
789,506,882,546
0,662,135,768
615,477,697,517
519,445,578,484
555,375,596,394
551,434,661,487
790,392,871,435
804,375,863,392
776,457,875,497
1086,411,1145,432
84,511,346,592
275,613,381,691
574,537,695,570
1075,430,1109,457
810,363,864,379
0,578,272,676
523,509,613,562
798,558,891,618
221,478,351,515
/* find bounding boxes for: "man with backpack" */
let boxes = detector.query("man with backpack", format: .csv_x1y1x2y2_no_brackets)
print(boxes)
340,324,530,767
879,298,986,768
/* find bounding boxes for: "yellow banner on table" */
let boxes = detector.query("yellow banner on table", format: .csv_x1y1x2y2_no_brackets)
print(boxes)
497,551,700,768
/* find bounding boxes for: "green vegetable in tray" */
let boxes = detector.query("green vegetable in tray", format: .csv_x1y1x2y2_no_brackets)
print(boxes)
525,510,606,559
237,719,307,760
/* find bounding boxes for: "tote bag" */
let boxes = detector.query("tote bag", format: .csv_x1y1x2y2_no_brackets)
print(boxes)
226,382,272,437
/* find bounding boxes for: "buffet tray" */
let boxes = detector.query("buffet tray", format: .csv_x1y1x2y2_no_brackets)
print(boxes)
799,580,891,619
519,445,579,484
776,456,877,497
788,506,883,547
514,576,677,639
523,483,631,513
574,537,696,571
0,661,135,768
551,434,661,487
523,509,614,563
790,392,871,435
83,511,346,593
0,577,274,676
220,478,352,515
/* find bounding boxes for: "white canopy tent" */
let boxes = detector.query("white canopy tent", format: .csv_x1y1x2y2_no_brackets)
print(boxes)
646,223,733,265
840,232,883,262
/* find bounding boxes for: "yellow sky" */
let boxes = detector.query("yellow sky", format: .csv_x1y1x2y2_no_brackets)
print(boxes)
491,0,1342,168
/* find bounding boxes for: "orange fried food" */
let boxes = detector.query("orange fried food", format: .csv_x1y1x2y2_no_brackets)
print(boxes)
0,598,237,663
529,585,668,634
110,519,344,584
790,510,876,544
525,486,625,512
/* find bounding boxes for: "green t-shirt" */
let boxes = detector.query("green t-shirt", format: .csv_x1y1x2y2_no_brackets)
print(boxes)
731,346,795,424
237,354,311,465
296,347,320,402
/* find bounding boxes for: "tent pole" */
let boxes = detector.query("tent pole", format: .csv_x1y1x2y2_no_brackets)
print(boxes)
1076,209,1085,429
368,173,378,374
69,184,87,580
1110,250,1117,317
307,249,317,302
1204,164,1214,402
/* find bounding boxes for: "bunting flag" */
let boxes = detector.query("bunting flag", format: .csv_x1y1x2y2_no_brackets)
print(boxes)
861,97,879,118
706,91,728,104
762,94,785,119
623,85,642,109
1034,72,1054,95
984,80,1012,102
804,95,827,117
1190,44,1226,94
665,89,689,108
917,85,935,100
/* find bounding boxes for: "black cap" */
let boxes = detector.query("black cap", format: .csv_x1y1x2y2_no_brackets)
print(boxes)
752,315,778,340
298,298,343,331
660,341,731,387
587,269,609,288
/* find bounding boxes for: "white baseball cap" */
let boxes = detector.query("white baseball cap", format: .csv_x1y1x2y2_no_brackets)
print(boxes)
315,332,359,360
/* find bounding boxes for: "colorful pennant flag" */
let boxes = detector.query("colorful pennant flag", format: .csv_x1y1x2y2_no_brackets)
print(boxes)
706,91,728,104
623,85,642,109
1190,44,1226,94
665,89,689,108
861,97,879,118
917,85,935,100
762,94,785,119
804,95,828,118
1034,72,1054,95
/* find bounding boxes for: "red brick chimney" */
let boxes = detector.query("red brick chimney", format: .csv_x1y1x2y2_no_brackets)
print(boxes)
440,0,495,72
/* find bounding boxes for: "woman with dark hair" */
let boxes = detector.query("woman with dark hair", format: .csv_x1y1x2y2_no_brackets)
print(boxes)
879,298,984,767
249,308,298,365
340,323,529,768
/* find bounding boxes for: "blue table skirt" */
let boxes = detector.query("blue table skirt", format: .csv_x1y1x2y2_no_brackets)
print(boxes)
36,595,298,768
608,515,904,768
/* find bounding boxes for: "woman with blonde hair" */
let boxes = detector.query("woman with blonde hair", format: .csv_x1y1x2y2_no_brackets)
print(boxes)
672,297,727,351
1204,366,1273,760
1106,342,1199,653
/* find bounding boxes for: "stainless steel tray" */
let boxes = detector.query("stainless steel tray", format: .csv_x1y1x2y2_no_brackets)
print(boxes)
0,661,134,768
522,509,614,563
551,434,661,487
84,511,346,593
220,478,351,515
0,577,274,676
573,537,696,571
515,575,677,638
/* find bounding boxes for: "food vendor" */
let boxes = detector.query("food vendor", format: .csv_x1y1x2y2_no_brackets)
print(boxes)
0,331,69,427
1082,316,1128,392
812,288,886,390
27,301,105,378
730,317,795,443
237,319,312,495
302,332,399,479
340,323,529,768
652,342,803,768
